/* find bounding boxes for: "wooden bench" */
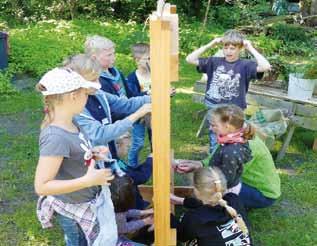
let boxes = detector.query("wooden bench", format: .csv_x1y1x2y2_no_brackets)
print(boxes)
193,81,317,160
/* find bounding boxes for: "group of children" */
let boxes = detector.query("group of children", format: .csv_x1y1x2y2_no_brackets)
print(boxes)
35,30,280,246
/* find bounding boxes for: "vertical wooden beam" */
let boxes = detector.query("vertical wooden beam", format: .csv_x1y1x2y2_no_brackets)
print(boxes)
170,150,175,214
150,19,176,246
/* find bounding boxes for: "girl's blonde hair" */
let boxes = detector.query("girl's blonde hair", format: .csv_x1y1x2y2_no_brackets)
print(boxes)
36,54,101,129
84,35,115,56
36,84,84,129
193,167,249,235
63,54,102,81
213,104,256,140
222,29,244,48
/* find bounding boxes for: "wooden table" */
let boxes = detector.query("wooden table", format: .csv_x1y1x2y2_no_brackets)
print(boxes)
193,81,317,160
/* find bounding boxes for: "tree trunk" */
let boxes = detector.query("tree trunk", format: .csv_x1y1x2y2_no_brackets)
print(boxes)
300,0,310,16
192,1,202,18
311,0,317,14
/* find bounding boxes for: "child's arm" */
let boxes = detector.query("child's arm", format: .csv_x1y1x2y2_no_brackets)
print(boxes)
34,158,113,196
126,208,153,218
243,40,271,72
120,215,153,234
186,37,223,66
170,193,185,205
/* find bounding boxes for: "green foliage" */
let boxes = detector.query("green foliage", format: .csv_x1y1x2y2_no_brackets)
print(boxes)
303,60,317,79
254,34,282,56
0,67,15,95
268,23,312,44
207,0,271,28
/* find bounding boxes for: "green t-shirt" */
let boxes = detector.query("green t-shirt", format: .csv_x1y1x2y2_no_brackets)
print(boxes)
202,136,281,199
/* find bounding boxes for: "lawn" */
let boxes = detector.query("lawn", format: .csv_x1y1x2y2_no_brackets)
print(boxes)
0,19,317,246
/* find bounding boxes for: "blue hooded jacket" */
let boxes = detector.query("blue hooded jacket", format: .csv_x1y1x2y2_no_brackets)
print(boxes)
73,90,151,158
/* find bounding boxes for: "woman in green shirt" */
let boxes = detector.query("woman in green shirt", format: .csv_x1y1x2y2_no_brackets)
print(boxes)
174,136,281,209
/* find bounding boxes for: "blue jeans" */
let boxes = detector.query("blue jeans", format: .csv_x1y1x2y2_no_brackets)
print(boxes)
128,122,152,168
206,106,219,154
239,183,276,209
57,214,87,246
209,129,218,155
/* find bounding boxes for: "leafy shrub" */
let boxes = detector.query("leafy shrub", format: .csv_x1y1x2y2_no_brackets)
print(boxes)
0,67,15,95
268,23,312,43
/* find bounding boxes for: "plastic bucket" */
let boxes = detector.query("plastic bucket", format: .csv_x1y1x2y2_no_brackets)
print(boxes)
287,73,316,100
0,32,9,69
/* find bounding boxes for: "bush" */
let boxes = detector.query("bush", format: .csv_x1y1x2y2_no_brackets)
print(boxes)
0,68,15,95
268,23,312,43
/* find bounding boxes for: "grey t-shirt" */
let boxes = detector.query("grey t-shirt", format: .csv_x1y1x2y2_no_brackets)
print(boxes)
198,57,262,109
39,125,100,203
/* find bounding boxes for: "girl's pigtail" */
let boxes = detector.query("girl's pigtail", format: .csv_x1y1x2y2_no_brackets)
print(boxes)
210,167,249,236
242,122,256,140
218,199,248,235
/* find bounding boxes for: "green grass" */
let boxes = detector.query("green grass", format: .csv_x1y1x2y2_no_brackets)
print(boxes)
1,18,317,245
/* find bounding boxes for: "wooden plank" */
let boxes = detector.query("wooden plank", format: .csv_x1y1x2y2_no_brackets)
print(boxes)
246,94,294,112
290,116,317,131
150,19,174,246
170,54,179,82
194,81,207,93
170,150,175,214
196,112,209,138
276,124,296,161
295,104,317,117
249,85,317,106
139,185,194,201
193,81,317,107
170,5,177,14
192,93,204,104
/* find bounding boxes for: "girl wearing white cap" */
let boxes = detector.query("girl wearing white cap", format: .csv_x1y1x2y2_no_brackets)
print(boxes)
35,68,118,246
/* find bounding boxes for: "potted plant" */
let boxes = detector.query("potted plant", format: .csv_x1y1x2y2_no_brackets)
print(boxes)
261,55,290,89
287,60,317,100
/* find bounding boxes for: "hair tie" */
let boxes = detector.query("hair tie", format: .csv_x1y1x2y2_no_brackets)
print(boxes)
43,107,49,114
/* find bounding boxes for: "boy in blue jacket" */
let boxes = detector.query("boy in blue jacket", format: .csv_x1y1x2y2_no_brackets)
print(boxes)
126,43,152,167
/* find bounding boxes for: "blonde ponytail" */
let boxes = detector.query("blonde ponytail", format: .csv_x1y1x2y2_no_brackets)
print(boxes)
194,167,249,236
218,198,248,235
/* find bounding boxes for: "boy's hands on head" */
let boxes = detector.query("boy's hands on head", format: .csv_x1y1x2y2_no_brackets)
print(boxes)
83,160,114,187
212,37,223,45
243,40,253,51
207,37,223,48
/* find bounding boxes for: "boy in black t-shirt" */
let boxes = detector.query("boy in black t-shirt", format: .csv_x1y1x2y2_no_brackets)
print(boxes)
186,29,271,153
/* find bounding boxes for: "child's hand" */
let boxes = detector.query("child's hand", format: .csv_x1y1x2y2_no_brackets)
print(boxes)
91,146,109,160
243,40,253,51
136,103,152,118
210,37,223,47
170,87,176,97
147,223,155,232
84,160,114,187
170,193,185,205
143,215,154,225
140,208,154,216
174,160,202,174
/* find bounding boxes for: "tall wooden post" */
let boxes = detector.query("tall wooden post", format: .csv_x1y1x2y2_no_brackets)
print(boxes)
150,3,178,245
